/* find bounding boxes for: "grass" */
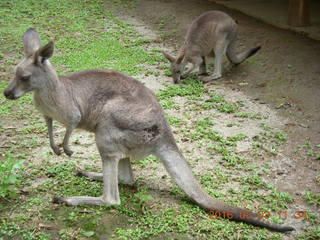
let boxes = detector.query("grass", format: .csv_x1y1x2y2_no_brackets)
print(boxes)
0,0,319,239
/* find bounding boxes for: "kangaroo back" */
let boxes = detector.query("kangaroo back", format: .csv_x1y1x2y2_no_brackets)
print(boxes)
183,11,235,52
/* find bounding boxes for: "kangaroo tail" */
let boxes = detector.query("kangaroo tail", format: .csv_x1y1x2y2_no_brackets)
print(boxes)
154,143,294,232
226,37,261,65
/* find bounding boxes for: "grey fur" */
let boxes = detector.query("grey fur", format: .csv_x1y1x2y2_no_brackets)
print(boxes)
163,11,261,83
3,28,293,232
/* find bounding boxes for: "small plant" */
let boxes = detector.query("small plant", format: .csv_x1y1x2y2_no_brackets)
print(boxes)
134,192,154,214
0,151,24,198
235,112,264,119
305,192,320,206
227,133,247,142
134,155,158,167
303,142,320,160
297,226,320,240
167,116,184,127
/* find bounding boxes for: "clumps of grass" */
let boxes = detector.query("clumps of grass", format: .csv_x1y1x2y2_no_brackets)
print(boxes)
201,93,239,113
167,116,185,127
227,133,247,142
0,151,24,199
306,212,320,226
134,156,159,168
116,207,195,239
196,117,215,128
301,142,320,160
259,123,287,144
297,226,320,240
159,98,179,110
208,140,248,167
266,190,294,211
251,124,288,156
305,192,320,206
0,220,51,240
156,80,205,100
41,161,103,197
201,92,266,120
241,173,269,189
235,112,265,119
187,120,221,141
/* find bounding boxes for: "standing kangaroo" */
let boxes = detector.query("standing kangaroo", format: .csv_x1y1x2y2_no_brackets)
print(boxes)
163,11,261,83
4,28,293,232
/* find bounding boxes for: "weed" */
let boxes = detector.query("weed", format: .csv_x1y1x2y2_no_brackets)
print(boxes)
297,226,320,240
235,112,264,119
305,192,320,206
0,151,24,198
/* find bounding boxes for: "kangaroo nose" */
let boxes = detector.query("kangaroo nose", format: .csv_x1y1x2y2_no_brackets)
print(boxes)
4,89,9,98
3,89,14,99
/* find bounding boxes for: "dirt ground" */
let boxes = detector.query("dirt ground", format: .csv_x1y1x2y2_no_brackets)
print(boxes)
106,0,320,236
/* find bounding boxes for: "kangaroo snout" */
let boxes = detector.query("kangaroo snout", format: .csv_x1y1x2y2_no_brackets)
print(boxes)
3,89,16,100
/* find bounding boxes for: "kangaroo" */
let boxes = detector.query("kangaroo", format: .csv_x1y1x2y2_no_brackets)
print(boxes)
163,11,261,83
3,28,293,232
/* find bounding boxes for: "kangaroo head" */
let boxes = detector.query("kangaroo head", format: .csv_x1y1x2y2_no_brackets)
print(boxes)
162,51,184,84
4,28,55,100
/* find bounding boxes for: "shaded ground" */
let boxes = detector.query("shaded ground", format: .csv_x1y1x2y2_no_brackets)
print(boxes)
212,0,320,41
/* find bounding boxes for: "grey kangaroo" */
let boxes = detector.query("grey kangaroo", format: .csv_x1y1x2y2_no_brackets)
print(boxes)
163,11,261,83
4,28,293,232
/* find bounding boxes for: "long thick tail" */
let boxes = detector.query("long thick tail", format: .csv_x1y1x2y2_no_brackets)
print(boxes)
154,143,294,232
226,37,261,65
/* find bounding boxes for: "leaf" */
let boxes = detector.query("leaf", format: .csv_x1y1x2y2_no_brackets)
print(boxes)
82,231,95,237
135,193,154,202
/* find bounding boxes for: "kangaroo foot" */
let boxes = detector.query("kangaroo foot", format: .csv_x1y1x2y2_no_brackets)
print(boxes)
52,196,120,206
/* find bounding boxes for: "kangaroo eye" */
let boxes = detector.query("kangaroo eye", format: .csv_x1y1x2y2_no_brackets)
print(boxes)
21,75,31,81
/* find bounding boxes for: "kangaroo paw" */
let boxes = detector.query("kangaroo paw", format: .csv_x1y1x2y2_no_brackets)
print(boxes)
181,74,188,79
201,73,222,83
51,145,62,155
63,147,73,156
52,196,119,206
198,72,209,76
75,170,85,177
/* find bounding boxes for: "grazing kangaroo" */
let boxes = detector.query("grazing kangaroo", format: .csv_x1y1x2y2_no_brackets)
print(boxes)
163,11,261,83
3,28,293,232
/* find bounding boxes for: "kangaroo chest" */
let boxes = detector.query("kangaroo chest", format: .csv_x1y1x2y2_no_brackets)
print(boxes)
33,91,69,126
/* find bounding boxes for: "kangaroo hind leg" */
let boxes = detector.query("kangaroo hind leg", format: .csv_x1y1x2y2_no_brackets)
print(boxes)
211,38,228,80
199,57,209,76
53,132,122,206
203,37,228,82
76,158,134,185
53,156,120,206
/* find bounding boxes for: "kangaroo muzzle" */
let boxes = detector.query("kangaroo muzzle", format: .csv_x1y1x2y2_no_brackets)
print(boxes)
3,88,17,100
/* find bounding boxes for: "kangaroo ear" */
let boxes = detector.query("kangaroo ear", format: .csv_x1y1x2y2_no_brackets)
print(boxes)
23,28,41,57
162,51,176,63
34,41,54,65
